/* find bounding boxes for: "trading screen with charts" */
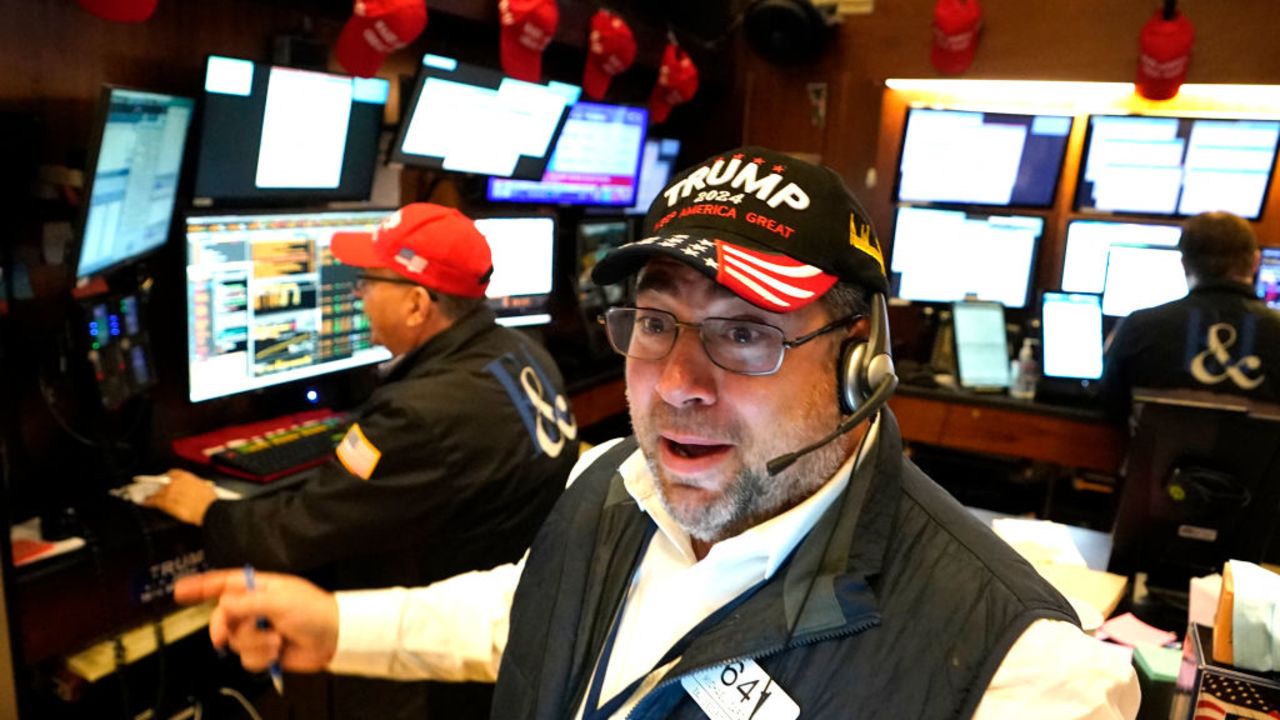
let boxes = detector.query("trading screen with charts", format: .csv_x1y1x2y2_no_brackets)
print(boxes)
184,210,394,403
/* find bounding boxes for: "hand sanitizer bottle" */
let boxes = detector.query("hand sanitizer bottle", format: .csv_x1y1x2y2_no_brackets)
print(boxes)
1010,337,1038,400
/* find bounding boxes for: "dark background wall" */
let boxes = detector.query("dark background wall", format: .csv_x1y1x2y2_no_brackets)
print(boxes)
0,0,740,170
738,0,1280,247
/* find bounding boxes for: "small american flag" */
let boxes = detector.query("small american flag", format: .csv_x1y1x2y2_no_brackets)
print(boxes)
1195,674,1280,720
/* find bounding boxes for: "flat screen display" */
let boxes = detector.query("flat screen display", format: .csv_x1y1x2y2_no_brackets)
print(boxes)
889,206,1043,308
952,301,1010,390
895,109,1073,208
184,210,394,403
193,55,389,205
1041,292,1104,381
1256,247,1280,310
625,138,681,215
1061,219,1183,294
1076,115,1280,220
77,87,194,278
472,216,557,327
1101,245,1189,317
576,219,631,311
487,102,648,206
393,54,580,179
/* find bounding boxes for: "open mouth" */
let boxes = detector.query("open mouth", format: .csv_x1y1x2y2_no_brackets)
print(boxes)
663,437,732,459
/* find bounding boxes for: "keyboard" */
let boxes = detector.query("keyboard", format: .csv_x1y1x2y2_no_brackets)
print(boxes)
205,413,354,483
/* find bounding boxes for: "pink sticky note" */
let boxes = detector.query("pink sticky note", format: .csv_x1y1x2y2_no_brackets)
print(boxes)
1096,612,1178,648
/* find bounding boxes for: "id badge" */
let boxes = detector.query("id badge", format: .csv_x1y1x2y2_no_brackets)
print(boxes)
681,658,800,720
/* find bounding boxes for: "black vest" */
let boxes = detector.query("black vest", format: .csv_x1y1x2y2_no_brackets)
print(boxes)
494,411,1078,719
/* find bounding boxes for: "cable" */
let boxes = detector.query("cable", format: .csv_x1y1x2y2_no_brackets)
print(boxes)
37,373,101,449
216,687,265,720
37,368,148,459
782,421,873,649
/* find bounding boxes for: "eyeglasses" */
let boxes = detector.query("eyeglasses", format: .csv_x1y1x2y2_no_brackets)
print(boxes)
354,273,428,294
599,306,856,376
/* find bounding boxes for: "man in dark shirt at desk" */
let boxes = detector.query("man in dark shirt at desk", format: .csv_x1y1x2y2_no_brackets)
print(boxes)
1097,211,1280,418
147,203,580,719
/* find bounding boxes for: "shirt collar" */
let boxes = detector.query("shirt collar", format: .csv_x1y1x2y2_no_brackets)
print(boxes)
622,419,881,577
1190,278,1258,298
384,305,497,381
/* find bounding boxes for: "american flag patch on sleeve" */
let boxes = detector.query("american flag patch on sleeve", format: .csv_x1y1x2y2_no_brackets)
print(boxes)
336,423,382,480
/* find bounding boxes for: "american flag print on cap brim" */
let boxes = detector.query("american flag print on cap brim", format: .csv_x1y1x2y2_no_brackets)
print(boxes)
628,234,836,312
717,242,837,312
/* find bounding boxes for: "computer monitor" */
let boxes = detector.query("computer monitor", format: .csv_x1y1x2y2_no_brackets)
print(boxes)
1100,245,1189,317
76,87,195,279
889,206,1043,308
1110,391,1280,590
1060,219,1183,294
1076,115,1280,220
193,55,389,205
576,218,631,310
952,301,1010,390
1041,292,1104,381
895,108,1073,209
184,210,395,403
1256,247,1280,310
393,53,580,179
487,102,648,206
625,138,681,215
472,216,556,328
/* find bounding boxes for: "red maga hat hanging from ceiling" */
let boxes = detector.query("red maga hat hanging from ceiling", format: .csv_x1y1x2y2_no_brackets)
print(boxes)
931,0,982,75
1136,1,1194,101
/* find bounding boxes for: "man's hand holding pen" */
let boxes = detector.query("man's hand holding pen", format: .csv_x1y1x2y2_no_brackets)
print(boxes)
175,569,341,677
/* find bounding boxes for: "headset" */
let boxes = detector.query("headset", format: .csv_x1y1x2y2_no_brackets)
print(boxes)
840,292,898,415
767,292,899,476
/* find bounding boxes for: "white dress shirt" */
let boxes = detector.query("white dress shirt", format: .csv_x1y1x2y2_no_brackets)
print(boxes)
330,431,1140,719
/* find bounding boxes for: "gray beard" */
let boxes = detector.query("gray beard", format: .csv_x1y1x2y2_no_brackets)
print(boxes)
648,430,854,544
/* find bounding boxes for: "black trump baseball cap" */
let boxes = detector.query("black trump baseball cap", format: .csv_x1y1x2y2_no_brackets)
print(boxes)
592,146,889,313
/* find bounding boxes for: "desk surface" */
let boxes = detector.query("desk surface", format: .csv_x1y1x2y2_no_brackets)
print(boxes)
967,507,1128,619
897,384,1109,421
890,385,1127,474
967,507,1112,571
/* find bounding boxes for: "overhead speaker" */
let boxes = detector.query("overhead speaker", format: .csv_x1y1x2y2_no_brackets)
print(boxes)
743,0,837,65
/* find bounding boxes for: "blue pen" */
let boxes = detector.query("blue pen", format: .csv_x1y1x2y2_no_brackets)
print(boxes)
243,564,285,695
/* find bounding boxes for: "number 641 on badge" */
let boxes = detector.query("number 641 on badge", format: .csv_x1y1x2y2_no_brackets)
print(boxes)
681,658,800,720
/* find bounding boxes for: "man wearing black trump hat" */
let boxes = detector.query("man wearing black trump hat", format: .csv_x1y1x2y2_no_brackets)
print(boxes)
174,148,1139,719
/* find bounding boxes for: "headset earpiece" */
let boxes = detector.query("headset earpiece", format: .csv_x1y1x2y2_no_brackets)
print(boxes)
837,293,896,415
769,292,899,477
839,338,866,415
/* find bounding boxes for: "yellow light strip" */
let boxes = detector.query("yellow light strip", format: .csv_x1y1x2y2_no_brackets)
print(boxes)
884,79,1280,116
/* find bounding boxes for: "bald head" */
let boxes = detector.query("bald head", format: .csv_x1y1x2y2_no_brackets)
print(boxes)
1179,211,1260,285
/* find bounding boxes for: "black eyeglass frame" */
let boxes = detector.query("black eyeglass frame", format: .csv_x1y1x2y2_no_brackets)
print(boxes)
354,272,437,299
598,306,859,376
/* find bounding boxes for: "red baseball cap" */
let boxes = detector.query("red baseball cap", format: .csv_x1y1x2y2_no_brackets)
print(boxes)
499,0,559,83
930,0,982,75
583,10,636,100
335,0,428,78
648,43,699,124
77,0,158,22
1136,9,1194,101
331,204,493,298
